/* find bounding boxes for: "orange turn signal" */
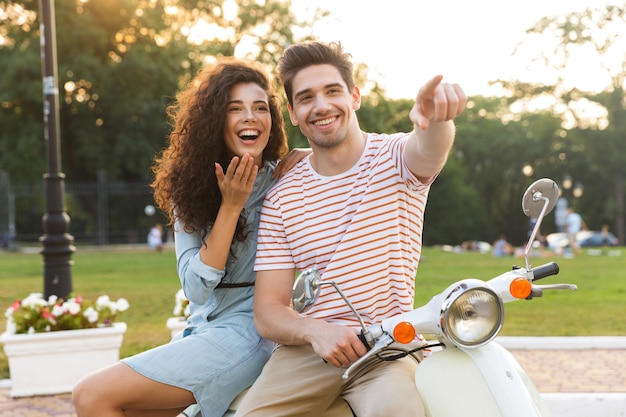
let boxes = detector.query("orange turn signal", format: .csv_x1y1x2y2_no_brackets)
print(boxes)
393,321,416,344
509,277,532,299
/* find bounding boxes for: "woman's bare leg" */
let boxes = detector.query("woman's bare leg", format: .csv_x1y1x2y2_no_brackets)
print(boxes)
73,362,195,417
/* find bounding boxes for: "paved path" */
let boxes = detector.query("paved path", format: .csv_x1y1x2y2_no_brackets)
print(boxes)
2,339,626,416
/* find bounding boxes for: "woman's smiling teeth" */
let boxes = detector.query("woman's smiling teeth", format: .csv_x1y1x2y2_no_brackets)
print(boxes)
313,117,336,126
239,129,260,141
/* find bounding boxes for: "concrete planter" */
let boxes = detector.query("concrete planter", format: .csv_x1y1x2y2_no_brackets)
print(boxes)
166,317,187,338
0,322,126,397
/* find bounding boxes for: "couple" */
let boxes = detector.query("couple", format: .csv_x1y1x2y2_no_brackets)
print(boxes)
72,41,466,417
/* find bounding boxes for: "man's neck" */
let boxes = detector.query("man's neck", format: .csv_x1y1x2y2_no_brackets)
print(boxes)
309,131,367,176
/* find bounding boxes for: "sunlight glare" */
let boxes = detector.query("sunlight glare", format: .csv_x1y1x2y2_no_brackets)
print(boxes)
187,20,231,45
165,6,178,15
522,165,534,177
222,0,239,21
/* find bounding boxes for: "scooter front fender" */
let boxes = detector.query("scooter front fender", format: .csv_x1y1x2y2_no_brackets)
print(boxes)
414,342,552,417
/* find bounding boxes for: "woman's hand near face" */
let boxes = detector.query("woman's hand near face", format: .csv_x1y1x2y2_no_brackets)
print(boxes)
215,154,259,211
202,154,257,269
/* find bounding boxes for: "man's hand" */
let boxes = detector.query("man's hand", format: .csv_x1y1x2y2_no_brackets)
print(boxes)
272,148,312,179
308,320,369,368
254,269,368,368
410,75,467,131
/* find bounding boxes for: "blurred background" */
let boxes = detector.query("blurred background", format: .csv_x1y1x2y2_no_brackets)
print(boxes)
1,0,624,249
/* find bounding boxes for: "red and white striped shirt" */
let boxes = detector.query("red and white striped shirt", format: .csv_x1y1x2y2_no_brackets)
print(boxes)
255,133,433,329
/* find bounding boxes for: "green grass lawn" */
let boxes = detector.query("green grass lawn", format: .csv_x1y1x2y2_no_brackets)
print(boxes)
1,245,625,379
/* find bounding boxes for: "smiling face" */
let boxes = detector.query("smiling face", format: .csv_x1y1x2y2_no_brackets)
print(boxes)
287,64,361,150
224,82,272,166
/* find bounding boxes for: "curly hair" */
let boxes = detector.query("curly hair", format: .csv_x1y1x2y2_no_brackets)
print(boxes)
151,58,288,244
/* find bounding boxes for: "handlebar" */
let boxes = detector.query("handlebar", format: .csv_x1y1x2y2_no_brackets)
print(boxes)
531,262,560,281
529,261,576,298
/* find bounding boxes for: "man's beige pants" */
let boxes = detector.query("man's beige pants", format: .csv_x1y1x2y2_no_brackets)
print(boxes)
233,344,425,417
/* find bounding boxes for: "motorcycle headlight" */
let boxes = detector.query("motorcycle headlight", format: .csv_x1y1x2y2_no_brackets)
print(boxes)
440,282,504,348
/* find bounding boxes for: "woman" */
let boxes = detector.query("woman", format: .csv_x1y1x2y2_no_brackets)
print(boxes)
72,58,304,417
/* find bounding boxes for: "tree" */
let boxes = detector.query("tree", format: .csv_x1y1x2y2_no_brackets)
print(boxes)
0,0,322,183
0,0,332,249
492,3,626,243
0,1,46,183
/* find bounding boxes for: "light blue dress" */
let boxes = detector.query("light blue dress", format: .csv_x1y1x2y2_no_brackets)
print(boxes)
123,162,277,417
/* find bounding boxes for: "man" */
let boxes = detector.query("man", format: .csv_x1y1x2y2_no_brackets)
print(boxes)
234,41,466,417
564,207,586,255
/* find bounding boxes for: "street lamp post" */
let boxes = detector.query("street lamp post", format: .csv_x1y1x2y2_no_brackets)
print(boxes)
39,0,75,299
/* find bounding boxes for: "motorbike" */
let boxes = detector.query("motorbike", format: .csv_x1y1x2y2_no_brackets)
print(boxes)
220,178,577,417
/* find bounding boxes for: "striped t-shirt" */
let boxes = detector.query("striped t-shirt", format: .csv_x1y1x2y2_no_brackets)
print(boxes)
255,132,432,329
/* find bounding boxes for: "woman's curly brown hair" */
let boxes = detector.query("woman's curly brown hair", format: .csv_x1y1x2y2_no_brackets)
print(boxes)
151,58,288,244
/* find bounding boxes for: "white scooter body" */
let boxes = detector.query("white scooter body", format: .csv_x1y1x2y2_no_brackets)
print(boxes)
415,343,551,417
222,343,551,417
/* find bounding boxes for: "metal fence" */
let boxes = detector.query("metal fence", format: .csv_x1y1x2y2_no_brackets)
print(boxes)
0,173,168,246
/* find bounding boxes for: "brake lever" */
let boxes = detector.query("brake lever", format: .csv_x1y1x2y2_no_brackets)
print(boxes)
529,283,577,298
342,334,394,380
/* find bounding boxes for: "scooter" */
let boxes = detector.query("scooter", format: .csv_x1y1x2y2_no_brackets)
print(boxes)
287,177,577,417
218,178,576,417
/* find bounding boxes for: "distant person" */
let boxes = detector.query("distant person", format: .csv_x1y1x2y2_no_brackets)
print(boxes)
492,234,514,257
601,223,618,247
147,223,164,252
564,208,586,255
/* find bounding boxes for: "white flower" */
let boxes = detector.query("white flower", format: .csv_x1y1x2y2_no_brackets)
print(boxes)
116,298,130,312
65,299,82,315
83,306,99,323
175,289,187,303
22,293,46,309
51,304,65,317
173,289,190,318
96,295,112,308
6,318,16,334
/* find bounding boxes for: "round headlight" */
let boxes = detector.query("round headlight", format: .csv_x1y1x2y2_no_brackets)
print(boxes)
441,286,504,348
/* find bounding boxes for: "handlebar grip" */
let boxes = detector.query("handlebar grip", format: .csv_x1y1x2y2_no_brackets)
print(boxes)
531,262,560,281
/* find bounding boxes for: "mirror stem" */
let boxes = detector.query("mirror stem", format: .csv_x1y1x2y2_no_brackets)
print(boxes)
324,282,369,336
524,191,549,270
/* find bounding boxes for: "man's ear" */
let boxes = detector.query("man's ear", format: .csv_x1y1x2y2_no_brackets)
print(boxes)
287,103,298,126
352,86,361,110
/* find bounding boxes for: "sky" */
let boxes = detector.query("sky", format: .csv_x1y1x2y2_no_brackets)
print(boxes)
290,0,617,99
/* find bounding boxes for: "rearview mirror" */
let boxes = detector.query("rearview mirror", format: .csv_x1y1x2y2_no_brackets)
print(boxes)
291,269,322,313
522,178,559,219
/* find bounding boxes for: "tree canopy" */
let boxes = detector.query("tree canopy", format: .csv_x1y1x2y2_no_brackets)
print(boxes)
0,0,322,182
492,2,626,243
1,1,624,246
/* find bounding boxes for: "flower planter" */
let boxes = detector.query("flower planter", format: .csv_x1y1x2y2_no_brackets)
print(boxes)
166,317,187,338
0,322,126,397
